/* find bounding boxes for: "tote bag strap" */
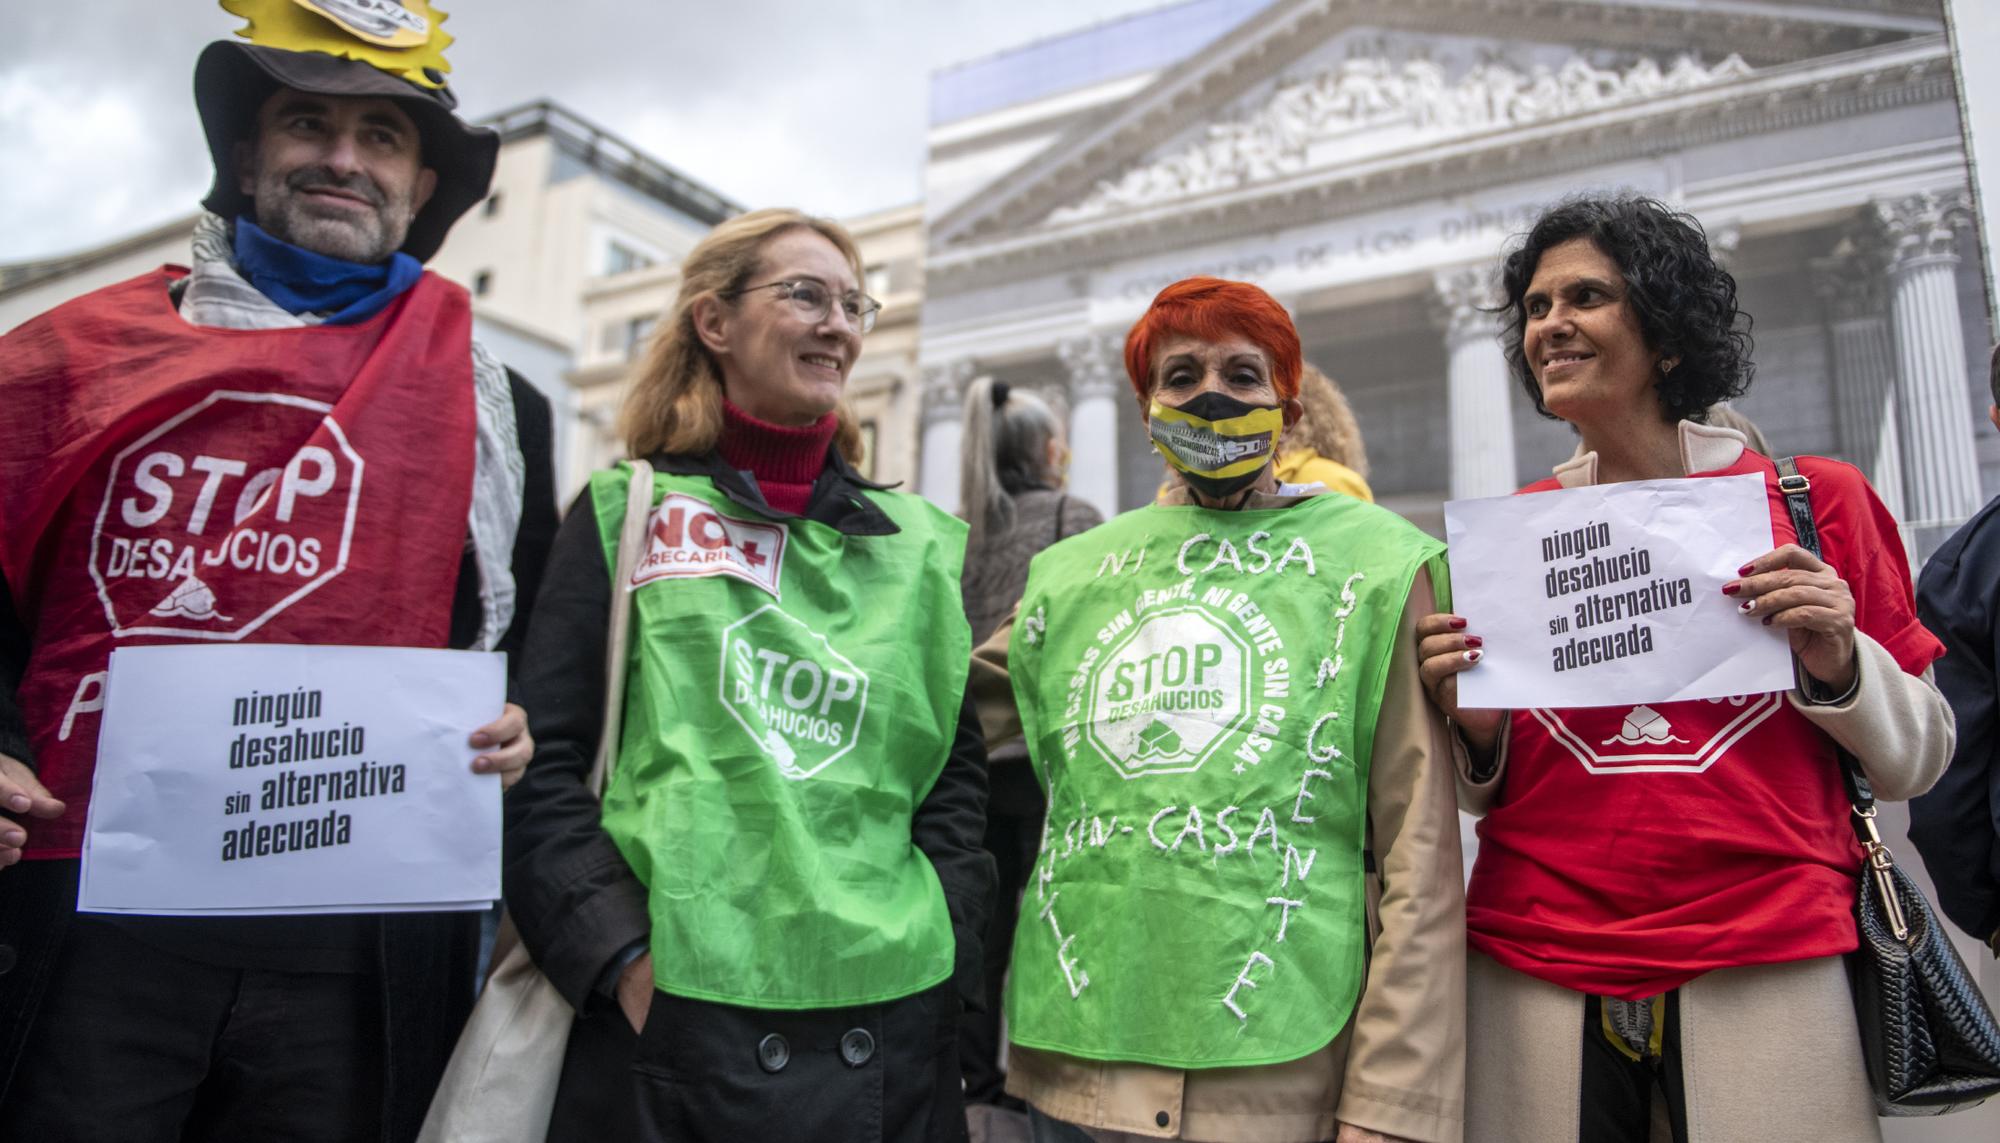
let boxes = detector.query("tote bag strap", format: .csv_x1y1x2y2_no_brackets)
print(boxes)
588,460,653,799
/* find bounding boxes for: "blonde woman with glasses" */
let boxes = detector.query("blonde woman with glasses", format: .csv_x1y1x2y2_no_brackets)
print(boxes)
505,209,992,1142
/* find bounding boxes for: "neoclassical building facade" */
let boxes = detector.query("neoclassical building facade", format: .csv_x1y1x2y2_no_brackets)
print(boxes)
916,0,1994,555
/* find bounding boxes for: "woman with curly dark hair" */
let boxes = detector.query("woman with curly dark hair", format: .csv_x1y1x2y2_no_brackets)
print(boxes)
1415,197,1955,1142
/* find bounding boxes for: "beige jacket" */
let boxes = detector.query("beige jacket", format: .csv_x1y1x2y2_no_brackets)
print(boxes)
1458,421,1955,812
968,487,1466,1143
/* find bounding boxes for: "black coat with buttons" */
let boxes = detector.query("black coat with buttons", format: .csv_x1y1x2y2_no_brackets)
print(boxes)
507,448,994,1142
553,975,969,1141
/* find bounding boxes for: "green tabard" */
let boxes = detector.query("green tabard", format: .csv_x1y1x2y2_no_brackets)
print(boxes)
589,464,969,1009
1004,494,1445,1067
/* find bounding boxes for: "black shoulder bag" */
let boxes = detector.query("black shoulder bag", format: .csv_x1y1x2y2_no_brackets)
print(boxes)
1777,456,2000,1116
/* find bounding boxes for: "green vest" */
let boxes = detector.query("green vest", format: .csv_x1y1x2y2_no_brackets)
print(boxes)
1004,495,1445,1067
591,465,969,1009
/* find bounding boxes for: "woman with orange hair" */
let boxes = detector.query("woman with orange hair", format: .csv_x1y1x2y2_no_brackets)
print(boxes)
968,277,1466,1143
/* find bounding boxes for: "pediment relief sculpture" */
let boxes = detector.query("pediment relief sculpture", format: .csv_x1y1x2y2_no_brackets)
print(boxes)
1047,53,1753,225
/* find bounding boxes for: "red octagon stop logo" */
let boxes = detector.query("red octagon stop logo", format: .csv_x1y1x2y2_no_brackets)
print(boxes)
88,391,364,640
1526,693,1784,775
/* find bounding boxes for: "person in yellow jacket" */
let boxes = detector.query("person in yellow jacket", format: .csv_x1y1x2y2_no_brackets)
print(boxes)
1159,363,1374,504
1274,365,1372,503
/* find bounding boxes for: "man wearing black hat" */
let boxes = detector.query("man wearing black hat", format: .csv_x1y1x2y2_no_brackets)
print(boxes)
0,3,557,1139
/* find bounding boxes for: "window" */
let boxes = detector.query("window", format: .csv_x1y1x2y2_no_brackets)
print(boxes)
604,241,654,276
603,315,657,359
473,270,493,297
482,192,503,218
864,263,892,298
622,315,657,359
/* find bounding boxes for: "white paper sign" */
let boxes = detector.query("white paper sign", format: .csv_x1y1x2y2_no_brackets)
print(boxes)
1444,473,1793,709
79,644,505,915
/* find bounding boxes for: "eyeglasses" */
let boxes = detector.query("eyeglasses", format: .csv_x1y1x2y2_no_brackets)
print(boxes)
726,278,881,335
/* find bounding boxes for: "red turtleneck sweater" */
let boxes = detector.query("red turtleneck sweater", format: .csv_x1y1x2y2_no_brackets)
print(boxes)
718,400,838,516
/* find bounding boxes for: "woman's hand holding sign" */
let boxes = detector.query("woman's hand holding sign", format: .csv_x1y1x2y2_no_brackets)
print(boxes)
1415,613,1505,759
1723,544,1858,695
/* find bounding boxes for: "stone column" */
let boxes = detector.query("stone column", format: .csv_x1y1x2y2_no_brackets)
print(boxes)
1813,242,1906,521
1059,335,1124,519
1707,221,1743,273
1877,191,1981,544
917,360,975,512
1432,265,1517,500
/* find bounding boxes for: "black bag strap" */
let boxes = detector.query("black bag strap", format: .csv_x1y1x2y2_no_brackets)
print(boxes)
1776,457,1874,808
1774,457,1822,565
1779,457,1909,936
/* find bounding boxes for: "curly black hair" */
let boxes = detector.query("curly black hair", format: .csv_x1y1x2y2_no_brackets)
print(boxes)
1498,195,1753,424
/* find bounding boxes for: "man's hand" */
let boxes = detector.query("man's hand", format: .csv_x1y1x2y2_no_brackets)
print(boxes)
0,753,65,869
617,953,654,1034
469,703,533,790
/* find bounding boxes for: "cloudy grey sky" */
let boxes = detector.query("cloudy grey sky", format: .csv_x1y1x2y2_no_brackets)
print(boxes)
0,0,1172,263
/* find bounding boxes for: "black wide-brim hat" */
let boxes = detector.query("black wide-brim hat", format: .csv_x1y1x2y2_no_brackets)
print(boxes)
194,41,498,262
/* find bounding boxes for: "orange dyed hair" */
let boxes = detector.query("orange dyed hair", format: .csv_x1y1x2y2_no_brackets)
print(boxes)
1122,277,1302,404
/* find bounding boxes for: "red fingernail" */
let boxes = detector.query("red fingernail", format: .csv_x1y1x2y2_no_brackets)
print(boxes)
1464,649,1483,664
1448,617,1468,630
1464,635,1484,648
1721,583,1740,596
1738,563,1754,576
1761,617,1773,626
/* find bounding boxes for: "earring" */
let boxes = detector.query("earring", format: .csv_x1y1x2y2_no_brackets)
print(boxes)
1660,357,1680,375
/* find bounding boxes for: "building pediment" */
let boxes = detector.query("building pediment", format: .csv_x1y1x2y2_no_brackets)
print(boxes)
930,0,1944,253
1048,51,1755,225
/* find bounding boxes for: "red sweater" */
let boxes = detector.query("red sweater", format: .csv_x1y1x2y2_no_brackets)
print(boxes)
718,401,837,516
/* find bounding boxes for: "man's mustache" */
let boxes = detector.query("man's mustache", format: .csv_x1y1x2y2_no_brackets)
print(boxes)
286,168,386,207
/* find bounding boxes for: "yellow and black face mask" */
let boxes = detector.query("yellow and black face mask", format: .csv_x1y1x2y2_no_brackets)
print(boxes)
1148,391,1285,499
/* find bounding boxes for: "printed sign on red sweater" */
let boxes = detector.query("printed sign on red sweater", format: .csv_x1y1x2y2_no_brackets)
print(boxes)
1523,692,1785,774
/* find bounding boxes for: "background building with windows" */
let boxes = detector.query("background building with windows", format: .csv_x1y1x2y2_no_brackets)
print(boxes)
915,0,1995,565
910,6,2000,1116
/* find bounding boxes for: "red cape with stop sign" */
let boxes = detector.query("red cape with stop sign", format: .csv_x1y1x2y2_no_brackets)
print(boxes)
0,267,475,857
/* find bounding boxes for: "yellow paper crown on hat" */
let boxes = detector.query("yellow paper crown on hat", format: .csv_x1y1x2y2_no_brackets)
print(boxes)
221,0,455,88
